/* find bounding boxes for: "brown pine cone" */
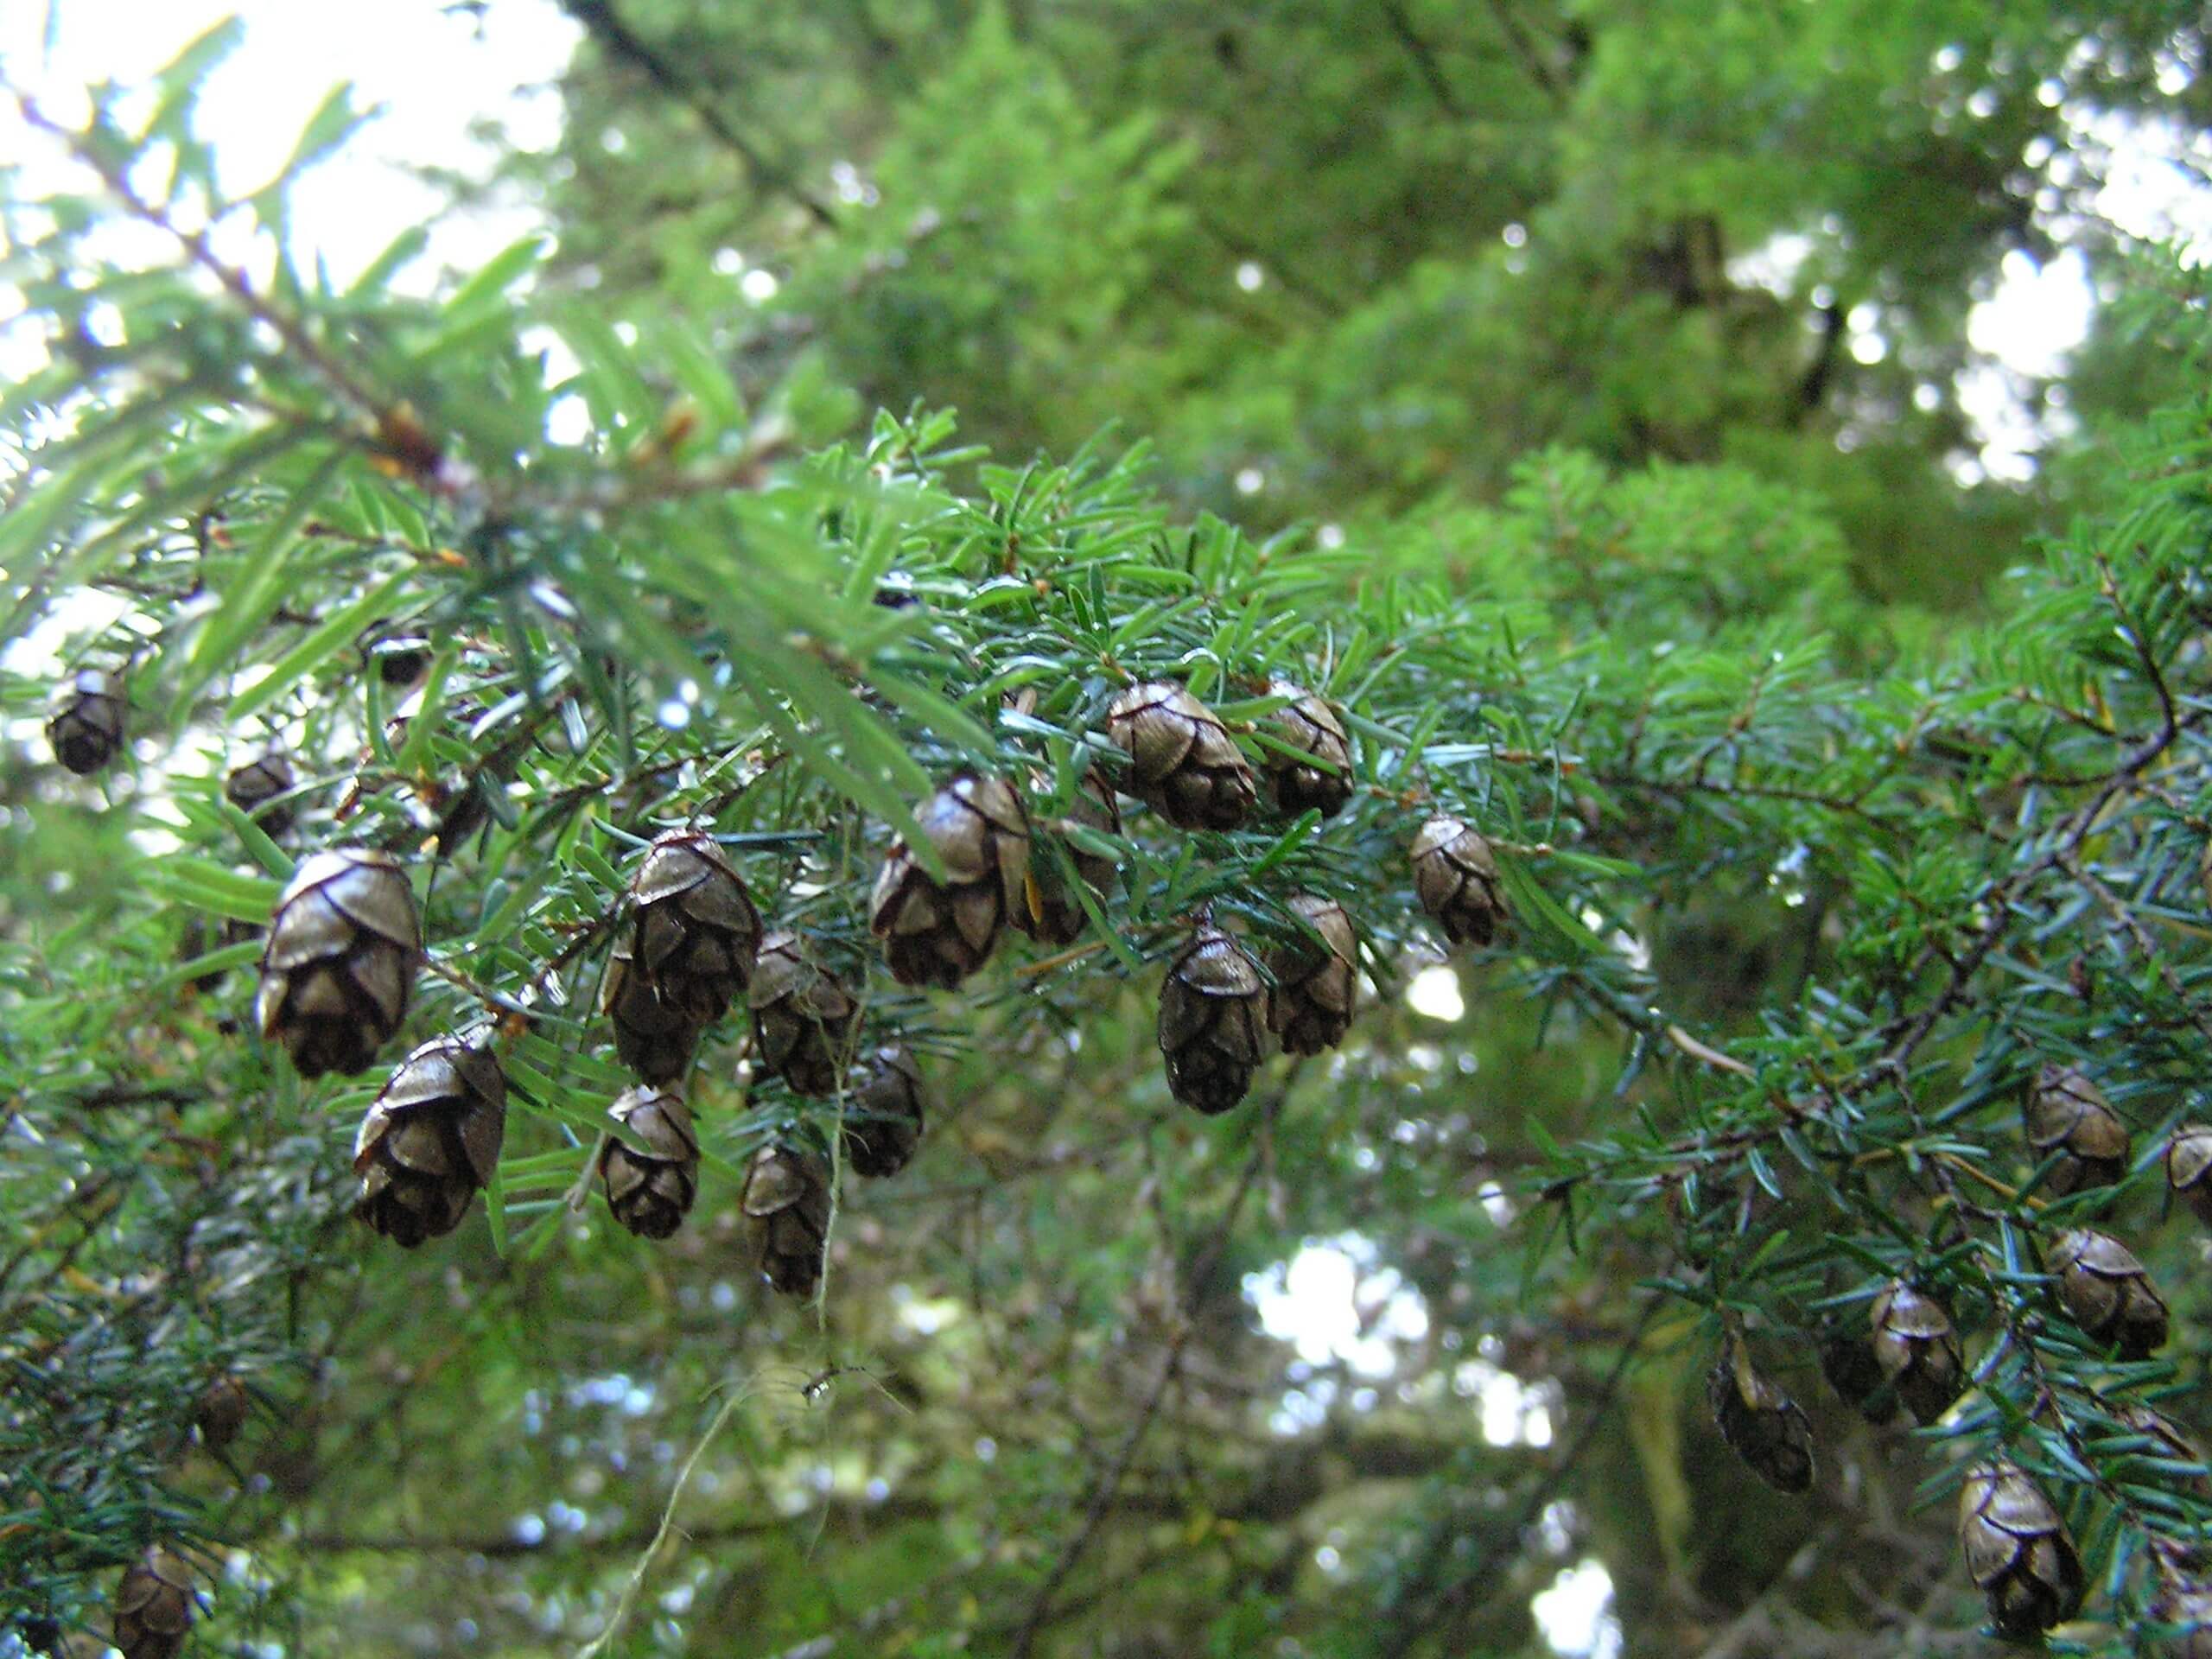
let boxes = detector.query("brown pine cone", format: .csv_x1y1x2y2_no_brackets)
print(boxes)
1265,893,1358,1056
748,931,859,1097
2109,1404,2209,1497
600,1087,700,1240
1014,772,1122,947
48,668,124,776
353,1034,507,1246
2049,1228,2168,1360
2024,1063,2130,1197
1957,1462,2084,1639
1410,816,1506,947
1261,683,1353,817
1868,1281,1966,1425
225,750,296,837
1817,1325,1898,1425
1707,1344,1815,1494
1158,923,1268,1115
193,1376,251,1451
843,1046,927,1179
1106,681,1257,831
625,830,762,1022
869,773,1031,988
601,939,702,1085
256,849,421,1077
2168,1124,2212,1228
112,1548,195,1659
742,1144,832,1296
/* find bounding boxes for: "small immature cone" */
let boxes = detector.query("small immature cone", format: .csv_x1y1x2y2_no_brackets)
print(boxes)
1014,773,1122,948
2112,1404,2210,1497
625,830,762,1022
1265,893,1358,1056
601,942,702,1085
2167,1124,2212,1228
193,1376,251,1451
2049,1227,2169,1360
2024,1063,2130,1197
742,1144,833,1297
747,931,858,1097
225,749,296,837
353,1034,508,1246
1106,681,1257,831
843,1046,927,1179
48,668,124,776
869,773,1031,988
1158,924,1269,1115
1868,1281,1966,1425
600,1087,699,1240
1706,1344,1815,1494
1818,1327,1898,1426
1261,683,1354,818
257,849,421,1077
112,1548,194,1659
1410,816,1506,947
1957,1462,2084,1640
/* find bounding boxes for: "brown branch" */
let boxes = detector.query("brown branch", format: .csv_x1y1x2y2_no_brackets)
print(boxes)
1376,1,1468,117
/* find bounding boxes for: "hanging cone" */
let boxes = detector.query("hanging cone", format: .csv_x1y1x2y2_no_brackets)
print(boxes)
1410,816,1506,947
1013,772,1122,948
1158,923,1268,1115
843,1046,927,1179
1106,681,1257,831
48,668,124,777
1817,1325,1897,1425
625,830,762,1022
601,936,702,1086
225,750,296,837
748,931,858,1097
868,773,1031,988
256,849,421,1077
2167,1124,2212,1228
1260,683,1354,817
1706,1342,1815,1494
2049,1228,2168,1360
742,1144,832,1296
1957,1462,2084,1639
112,1548,195,1659
353,1034,508,1246
1868,1281,1965,1425
600,1086,700,1240
1265,893,1358,1056
2023,1063,2130,1196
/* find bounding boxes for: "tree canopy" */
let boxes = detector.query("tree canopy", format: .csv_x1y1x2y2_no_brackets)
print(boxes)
5,5,2212,1658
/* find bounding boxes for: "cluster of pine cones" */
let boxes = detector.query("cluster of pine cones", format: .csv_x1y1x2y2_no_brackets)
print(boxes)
41,670,1511,1300
1705,1063,2212,1641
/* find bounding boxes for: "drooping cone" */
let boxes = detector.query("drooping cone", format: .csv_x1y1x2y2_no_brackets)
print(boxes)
353,1034,507,1246
600,1086,699,1240
193,1376,251,1451
48,669,124,776
601,939,702,1086
1410,816,1506,947
112,1548,194,1659
1818,1325,1898,1425
1106,681,1257,831
2167,1124,2212,1228
1868,1281,1966,1425
225,750,296,837
742,1144,832,1296
257,849,421,1077
1261,683,1353,818
748,931,859,1097
869,774,1030,988
843,1046,927,1179
1706,1344,1815,1494
1158,924,1269,1115
2112,1404,2210,1497
2024,1063,2130,1196
2049,1227,2168,1360
1265,893,1358,1056
1957,1462,2084,1640
624,830,762,1021
1014,772,1122,948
